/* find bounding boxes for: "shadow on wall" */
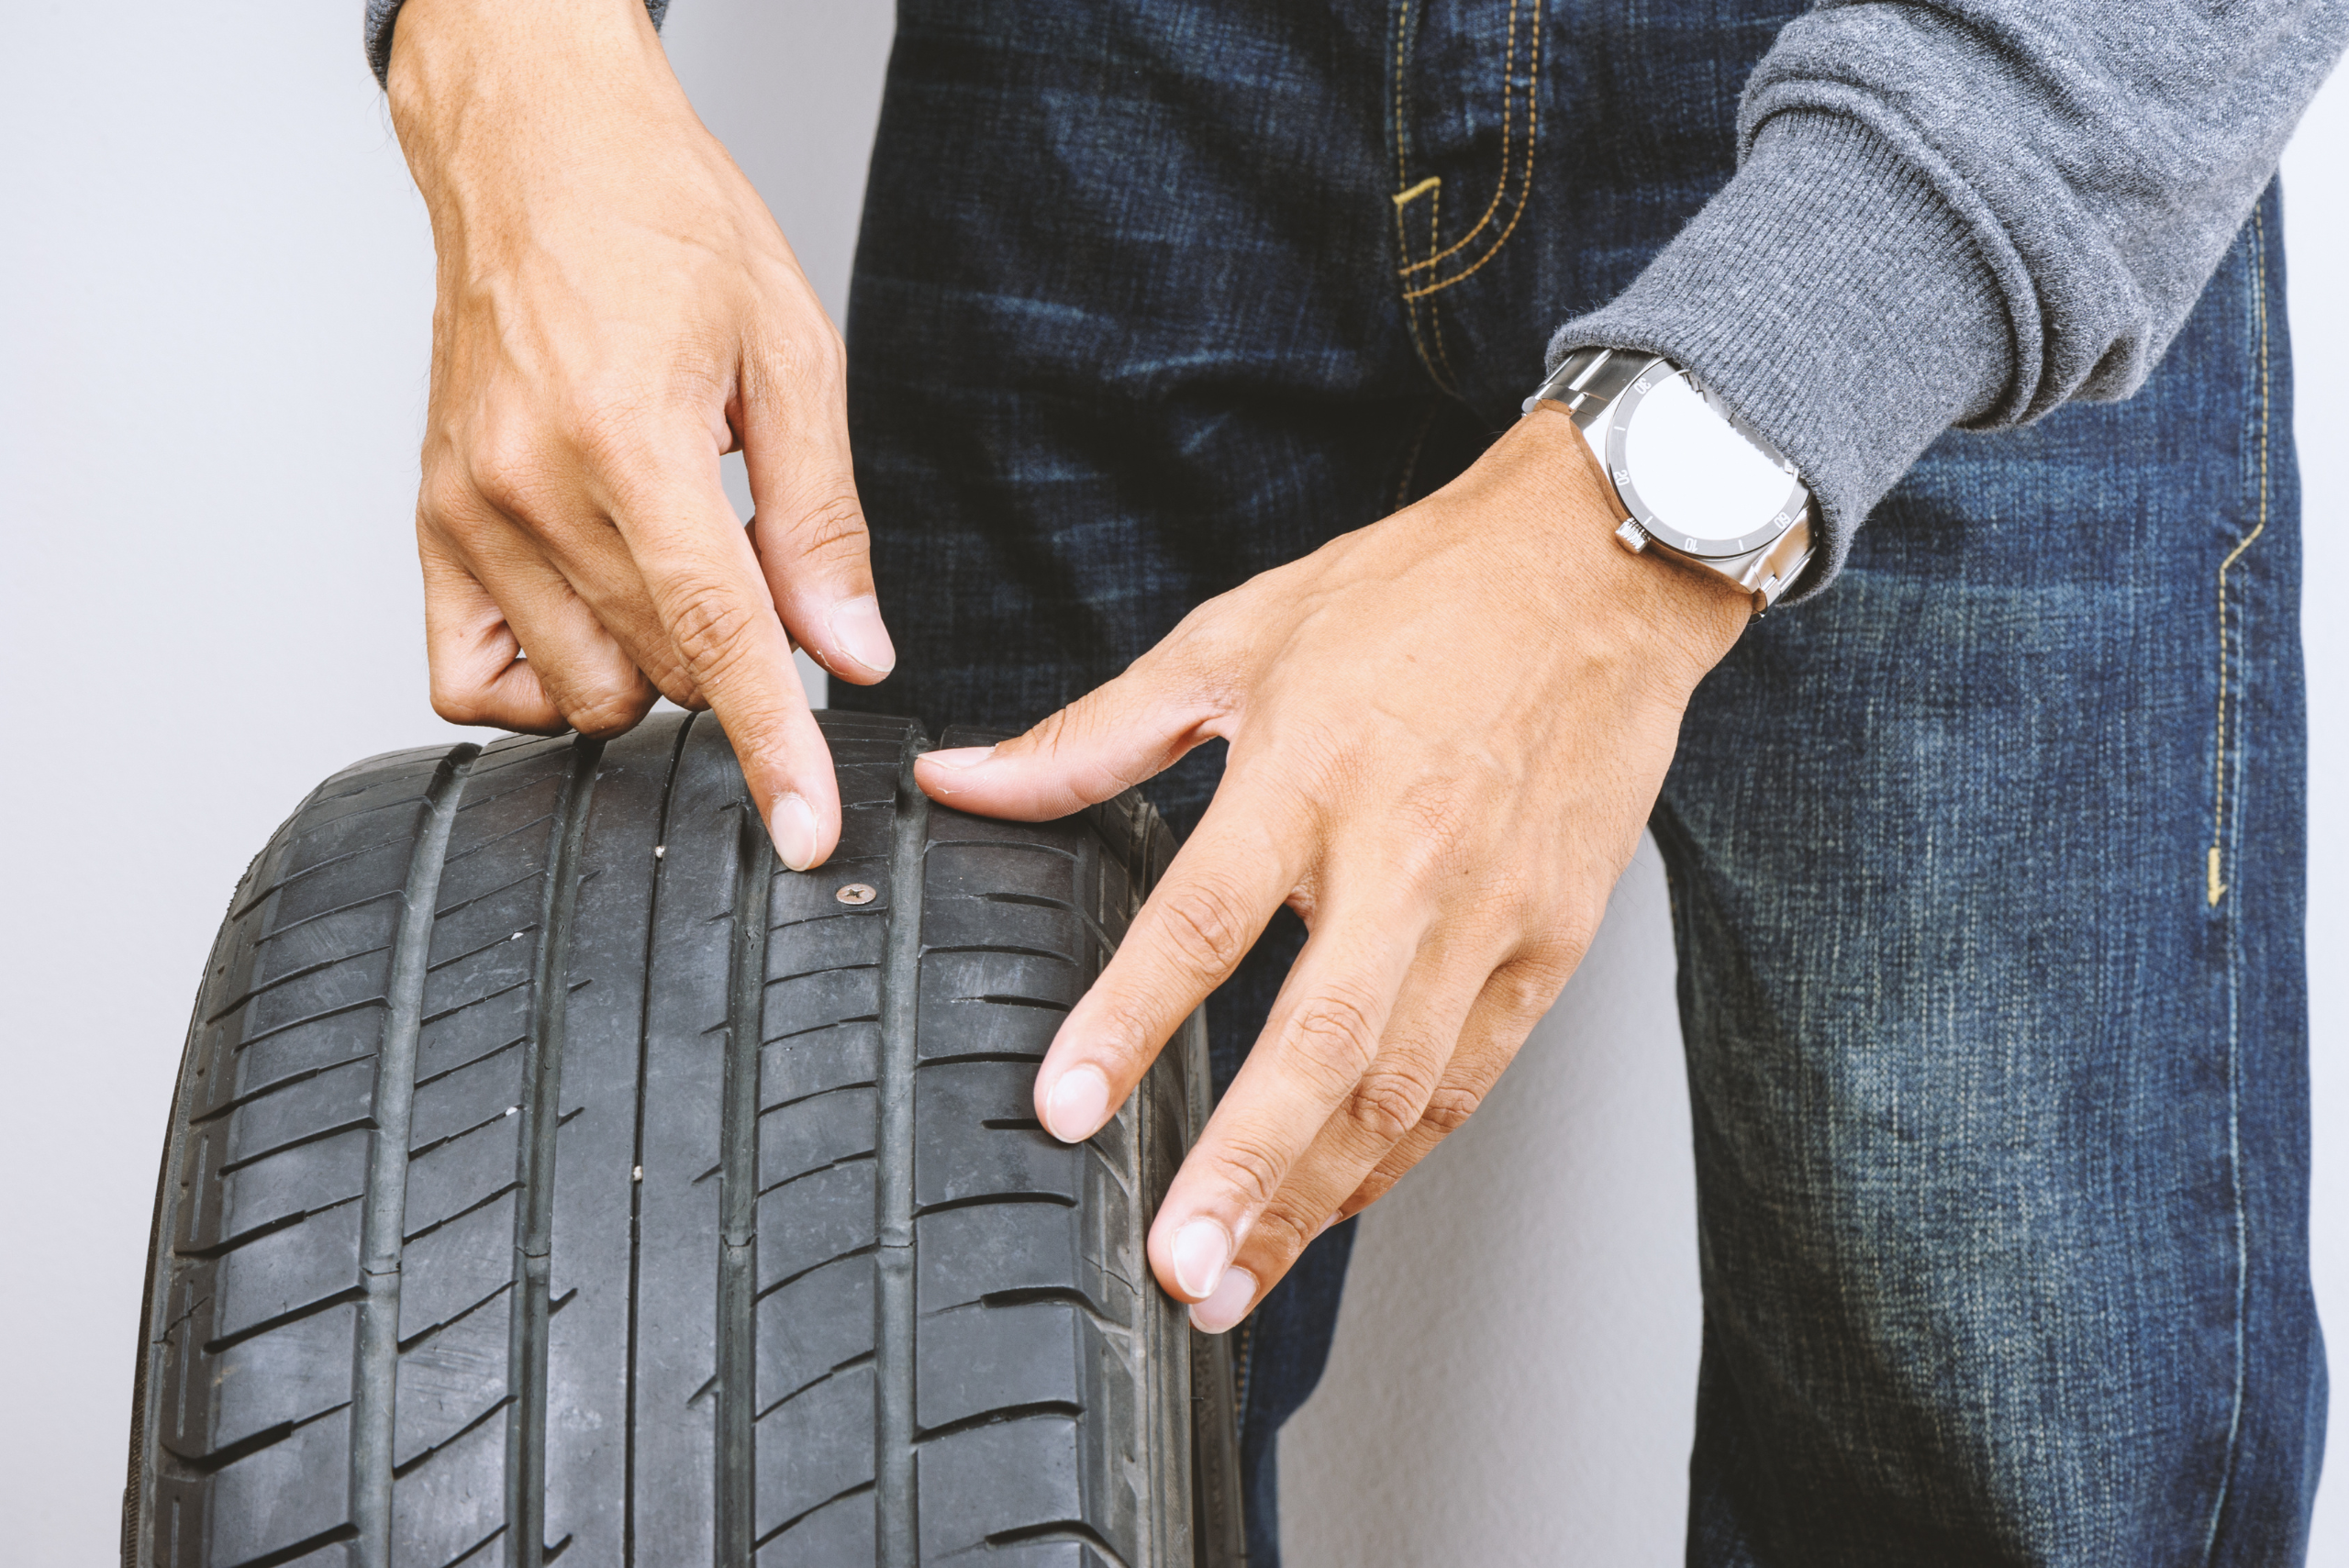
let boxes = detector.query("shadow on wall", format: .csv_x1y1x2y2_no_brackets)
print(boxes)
1278,833,1701,1567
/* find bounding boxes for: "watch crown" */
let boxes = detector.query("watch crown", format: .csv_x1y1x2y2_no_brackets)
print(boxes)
1613,519,1650,554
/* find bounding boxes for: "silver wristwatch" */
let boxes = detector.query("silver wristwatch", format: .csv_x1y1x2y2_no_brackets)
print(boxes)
1523,347,1815,612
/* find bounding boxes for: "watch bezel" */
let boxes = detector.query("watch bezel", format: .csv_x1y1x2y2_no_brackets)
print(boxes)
1601,363,1809,561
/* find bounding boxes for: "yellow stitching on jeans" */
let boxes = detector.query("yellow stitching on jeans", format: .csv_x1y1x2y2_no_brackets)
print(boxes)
2208,208,2269,907
1397,0,1526,277
1393,0,1414,192
1392,175,1442,207
1392,183,1442,384
1400,0,1542,298
1425,187,1462,389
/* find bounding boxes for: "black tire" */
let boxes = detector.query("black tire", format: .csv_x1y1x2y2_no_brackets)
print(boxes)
125,711,1245,1568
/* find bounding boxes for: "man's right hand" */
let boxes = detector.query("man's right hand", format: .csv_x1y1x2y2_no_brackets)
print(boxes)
388,0,889,869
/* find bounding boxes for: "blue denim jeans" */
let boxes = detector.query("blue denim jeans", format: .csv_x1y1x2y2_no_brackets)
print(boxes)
831,2,2324,1560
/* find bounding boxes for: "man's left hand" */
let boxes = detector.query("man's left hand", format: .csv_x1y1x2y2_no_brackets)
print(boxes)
912,411,1751,1332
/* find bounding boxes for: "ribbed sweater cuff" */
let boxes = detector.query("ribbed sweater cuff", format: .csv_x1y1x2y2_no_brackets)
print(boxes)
1547,111,2010,603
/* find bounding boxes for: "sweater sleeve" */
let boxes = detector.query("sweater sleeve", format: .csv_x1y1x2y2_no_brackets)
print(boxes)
1552,0,2348,602
366,0,670,85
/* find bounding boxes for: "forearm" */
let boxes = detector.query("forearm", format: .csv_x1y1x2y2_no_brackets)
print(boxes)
1556,0,2348,600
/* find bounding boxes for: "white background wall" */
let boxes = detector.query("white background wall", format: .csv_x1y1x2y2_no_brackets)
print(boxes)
0,6,2340,1563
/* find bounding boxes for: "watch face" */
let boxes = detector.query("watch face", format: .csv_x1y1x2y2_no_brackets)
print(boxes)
1606,370,1807,558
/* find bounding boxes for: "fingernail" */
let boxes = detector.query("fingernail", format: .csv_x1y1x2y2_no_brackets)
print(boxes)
1171,1218,1232,1300
828,595,896,677
1187,1265,1258,1335
922,746,996,772
1042,1064,1111,1143
1313,1211,1344,1240
768,792,819,873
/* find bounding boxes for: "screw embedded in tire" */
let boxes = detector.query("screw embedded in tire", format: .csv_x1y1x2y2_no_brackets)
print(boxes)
836,883,876,905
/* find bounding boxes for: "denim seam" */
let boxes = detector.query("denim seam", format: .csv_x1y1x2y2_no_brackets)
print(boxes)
1397,0,1543,301
1396,0,1538,283
1393,400,1443,511
2197,203,2268,1565
2206,208,2272,909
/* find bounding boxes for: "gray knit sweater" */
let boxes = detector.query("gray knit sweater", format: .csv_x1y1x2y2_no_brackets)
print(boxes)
366,1,2346,600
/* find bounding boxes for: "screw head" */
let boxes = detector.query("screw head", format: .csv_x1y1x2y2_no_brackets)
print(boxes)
835,883,877,906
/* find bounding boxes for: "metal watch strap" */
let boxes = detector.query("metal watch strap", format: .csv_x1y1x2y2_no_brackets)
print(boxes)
1525,347,1817,612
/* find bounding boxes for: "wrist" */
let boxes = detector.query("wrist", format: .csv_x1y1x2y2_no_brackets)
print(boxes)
1497,412,1752,676
387,0,679,204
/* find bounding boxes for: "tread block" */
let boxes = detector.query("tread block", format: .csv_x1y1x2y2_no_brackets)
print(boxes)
403,1115,522,1237
257,834,417,929
928,948,1085,1012
918,895,1099,976
164,1304,360,1463
416,983,530,1082
213,1054,377,1168
761,965,882,1043
755,1485,874,1567
916,1299,1123,1434
181,1129,369,1258
427,875,550,967
209,1198,364,1341
758,1023,880,1112
915,1204,1132,1327
916,975,1063,1063
754,1362,876,1538
754,1164,877,1293
161,1410,353,1568
419,934,538,1018
409,1038,528,1149
212,947,394,1046
389,1397,510,1568
915,1414,1133,1565
761,914,885,980
769,856,893,927
755,1255,874,1410
399,1191,518,1341
757,1086,877,1192
247,899,407,989
923,841,1079,909
395,1284,514,1467
221,1013,384,1122
916,1061,1086,1209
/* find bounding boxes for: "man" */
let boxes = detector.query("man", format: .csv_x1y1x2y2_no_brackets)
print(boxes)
371,0,2344,1557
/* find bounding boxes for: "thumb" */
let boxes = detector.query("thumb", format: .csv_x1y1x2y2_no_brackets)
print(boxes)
916,657,1225,821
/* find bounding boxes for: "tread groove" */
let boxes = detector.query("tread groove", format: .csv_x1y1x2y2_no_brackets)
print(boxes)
506,738,603,1568
914,1400,1085,1445
876,728,930,1568
349,743,480,1568
626,714,696,1568
751,1480,876,1551
715,785,775,1565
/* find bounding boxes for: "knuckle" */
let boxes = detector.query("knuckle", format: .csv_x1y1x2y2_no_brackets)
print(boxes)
1150,877,1257,983
429,682,493,728
1249,1202,1320,1262
562,684,651,740
661,580,762,684
1282,982,1386,1091
1345,1060,1439,1143
1206,1132,1286,1213
781,494,868,568
463,422,557,521
1418,1084,1485,1137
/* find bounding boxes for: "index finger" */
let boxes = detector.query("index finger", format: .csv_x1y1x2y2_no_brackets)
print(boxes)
1142,902,1420,1307
1030,775,1308,1147
605,445,841,870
